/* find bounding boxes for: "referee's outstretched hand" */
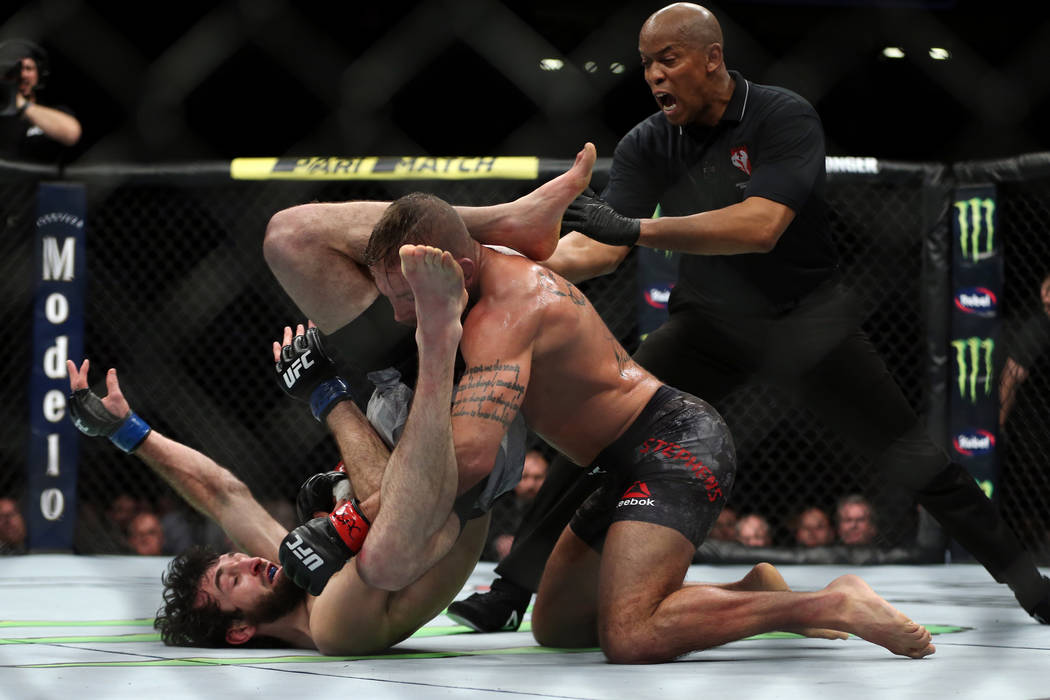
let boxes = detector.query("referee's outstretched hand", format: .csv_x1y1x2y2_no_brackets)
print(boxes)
560,187,641,247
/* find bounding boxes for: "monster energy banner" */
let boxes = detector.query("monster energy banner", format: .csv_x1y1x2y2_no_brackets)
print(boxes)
28,183,86,551
948,184,1000,498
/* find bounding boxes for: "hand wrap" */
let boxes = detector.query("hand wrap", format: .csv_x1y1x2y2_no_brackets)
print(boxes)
560,187,641,246
69,388,151,453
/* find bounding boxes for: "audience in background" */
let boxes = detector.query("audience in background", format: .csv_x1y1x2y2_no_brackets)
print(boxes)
793,506,835,548
735,512,773,547
483,449,550,561
127,511,165,555
709,506,738,541
837,494,878,546
0,496,27,555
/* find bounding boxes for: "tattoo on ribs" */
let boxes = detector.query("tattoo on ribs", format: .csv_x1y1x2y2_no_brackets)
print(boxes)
453,361,526,427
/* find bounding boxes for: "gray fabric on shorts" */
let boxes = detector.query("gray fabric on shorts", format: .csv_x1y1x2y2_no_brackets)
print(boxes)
366,367,525,519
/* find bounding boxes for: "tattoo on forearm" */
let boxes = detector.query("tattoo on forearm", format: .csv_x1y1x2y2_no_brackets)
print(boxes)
452,361,526,427
537,269,586,306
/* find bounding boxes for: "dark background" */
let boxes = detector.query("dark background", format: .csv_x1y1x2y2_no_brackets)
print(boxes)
3,0,1047,166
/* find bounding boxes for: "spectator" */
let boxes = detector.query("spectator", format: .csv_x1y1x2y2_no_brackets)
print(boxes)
793,506,835,548
483,449,549,561
735,512,772,547
0,38,81,163
127,511,165,556
837,494,878,546
0,496,27,555
708,506,737,542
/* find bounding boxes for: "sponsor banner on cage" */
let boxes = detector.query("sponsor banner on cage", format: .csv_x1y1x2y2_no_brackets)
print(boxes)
229,156,540,180
636,204,679,341
948,184,1000,497
29,183,86,550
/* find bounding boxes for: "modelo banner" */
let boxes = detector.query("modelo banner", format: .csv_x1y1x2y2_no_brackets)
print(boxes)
948,183,1000,499
28,183,86,551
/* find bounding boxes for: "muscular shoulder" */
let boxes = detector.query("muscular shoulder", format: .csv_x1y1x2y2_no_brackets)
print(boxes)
466,252,580,340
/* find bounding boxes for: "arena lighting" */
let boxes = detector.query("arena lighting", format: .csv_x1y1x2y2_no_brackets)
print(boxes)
882,46,906,58
929,47,951,60
610,61,625,74
539,58,563,71
583,60,598,73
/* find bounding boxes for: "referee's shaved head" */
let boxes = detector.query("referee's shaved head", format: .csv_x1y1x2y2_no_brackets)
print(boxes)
642,3,723,49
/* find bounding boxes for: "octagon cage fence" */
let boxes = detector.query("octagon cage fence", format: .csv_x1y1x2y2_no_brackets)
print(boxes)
1,152,1048,567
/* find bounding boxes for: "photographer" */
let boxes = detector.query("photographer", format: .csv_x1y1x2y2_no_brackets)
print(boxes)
0,38,81,163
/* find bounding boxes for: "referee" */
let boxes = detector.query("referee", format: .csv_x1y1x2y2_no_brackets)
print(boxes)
448,2,1049,631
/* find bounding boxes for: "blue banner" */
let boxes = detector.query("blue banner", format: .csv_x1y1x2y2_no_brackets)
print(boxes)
28,183,86,551
948,184,1001,500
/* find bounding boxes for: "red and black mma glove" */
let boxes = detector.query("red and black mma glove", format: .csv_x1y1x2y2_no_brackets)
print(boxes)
279,498,371,596
295,463,351,524
560,187,641,246
275,326,354,422
69,386,151,453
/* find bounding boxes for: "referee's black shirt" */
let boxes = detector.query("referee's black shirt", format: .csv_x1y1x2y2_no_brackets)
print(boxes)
603,70,838,315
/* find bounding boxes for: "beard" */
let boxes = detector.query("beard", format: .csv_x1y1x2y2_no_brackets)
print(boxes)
244,573,307,625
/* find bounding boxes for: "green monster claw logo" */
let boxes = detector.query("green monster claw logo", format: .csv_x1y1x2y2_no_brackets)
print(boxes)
950,337,995,403
954,197,996,263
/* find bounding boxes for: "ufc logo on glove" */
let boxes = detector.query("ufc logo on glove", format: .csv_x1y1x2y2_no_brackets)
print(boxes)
283,532,324,571
282,351,314,388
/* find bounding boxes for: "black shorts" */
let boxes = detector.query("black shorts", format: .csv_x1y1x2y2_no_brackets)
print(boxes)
570,385,736,549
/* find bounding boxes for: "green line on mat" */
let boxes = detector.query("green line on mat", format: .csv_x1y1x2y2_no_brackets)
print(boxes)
7,624,968,667
0,619,155,628
19,645,591,668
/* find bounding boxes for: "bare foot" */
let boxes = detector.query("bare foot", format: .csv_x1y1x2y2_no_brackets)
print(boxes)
399,244,467,350
475,143,596,261
736,563,849,641
827,574,936,659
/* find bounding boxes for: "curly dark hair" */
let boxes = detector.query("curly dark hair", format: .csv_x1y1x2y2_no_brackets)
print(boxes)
154,546,240,647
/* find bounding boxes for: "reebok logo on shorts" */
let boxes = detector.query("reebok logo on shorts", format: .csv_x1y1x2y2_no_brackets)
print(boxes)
618,481,655,507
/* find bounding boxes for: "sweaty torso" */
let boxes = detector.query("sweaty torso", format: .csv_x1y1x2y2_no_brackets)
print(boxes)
459,251,661,466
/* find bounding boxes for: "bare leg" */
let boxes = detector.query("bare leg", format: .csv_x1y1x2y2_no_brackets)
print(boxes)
462,143,596,261
532,527,602,648
711,563,849,640
596,522,934,664
356,245,467,591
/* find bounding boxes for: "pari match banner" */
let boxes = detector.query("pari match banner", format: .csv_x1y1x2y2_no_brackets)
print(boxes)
230,155,540,180
28,183,86,551
948,184,1000,499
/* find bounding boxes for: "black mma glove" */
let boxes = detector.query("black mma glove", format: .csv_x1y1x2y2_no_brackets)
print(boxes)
275,326,354,422
295,464,352,523
69,387,152,453
279,498,371,596
560,187,641,246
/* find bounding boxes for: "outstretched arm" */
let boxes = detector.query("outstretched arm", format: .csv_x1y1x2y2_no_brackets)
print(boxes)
66,359,286,559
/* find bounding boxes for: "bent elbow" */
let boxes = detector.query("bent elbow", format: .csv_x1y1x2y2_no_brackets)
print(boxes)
263,206,310,269
752,227,782,253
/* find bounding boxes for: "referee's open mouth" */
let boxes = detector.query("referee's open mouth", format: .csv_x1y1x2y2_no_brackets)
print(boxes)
654,91,677,113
